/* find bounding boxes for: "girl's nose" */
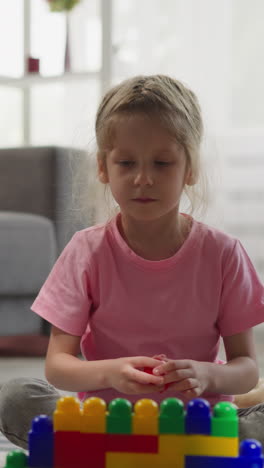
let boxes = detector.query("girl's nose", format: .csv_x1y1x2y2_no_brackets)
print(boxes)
134,169,154,186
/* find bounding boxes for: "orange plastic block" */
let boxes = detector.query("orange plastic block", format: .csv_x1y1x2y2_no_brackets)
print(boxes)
132,399,159,435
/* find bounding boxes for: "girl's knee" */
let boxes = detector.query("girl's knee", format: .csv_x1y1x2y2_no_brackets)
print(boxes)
0,378,29,412
0,377,60,450
239,408,264,445
0,377,58,425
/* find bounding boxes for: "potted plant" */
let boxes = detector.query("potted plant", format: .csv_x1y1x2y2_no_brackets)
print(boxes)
46,0,81,11
46,0,82,71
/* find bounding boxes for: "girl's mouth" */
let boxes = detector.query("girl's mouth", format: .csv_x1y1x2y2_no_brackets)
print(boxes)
133,198,156,203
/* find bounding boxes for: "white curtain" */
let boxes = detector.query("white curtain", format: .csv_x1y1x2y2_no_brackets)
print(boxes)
110,0,264,278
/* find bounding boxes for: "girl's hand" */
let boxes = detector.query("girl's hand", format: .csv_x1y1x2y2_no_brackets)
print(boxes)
106,356,165,394
152,359,211,400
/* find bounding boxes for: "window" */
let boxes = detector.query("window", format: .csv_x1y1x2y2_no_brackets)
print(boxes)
0,0,102,147
1,0,263,278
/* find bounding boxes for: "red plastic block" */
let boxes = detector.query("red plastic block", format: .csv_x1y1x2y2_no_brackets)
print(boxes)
55,431,82,468
106,433,158,453
81,433,106,468
144,367,169,391
55,432,106,468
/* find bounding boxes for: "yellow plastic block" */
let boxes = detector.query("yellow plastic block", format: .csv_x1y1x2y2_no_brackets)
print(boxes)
158,434,238,465
132,399,158,435
81,397,106,433
106,452,161,468
53,396,81,431
185,435,239,457
159,435,186,468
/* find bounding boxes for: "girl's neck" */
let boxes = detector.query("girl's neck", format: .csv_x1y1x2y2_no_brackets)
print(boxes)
117,211,191,261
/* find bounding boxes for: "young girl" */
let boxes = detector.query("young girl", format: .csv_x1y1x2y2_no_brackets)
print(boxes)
0,74,264,450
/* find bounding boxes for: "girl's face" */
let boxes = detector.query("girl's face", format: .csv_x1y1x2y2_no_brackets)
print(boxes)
98,114,193,223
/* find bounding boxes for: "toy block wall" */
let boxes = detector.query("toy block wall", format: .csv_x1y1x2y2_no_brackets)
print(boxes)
4,396,264,468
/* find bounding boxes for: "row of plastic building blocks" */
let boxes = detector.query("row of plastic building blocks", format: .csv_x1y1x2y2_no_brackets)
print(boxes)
4,396,264,468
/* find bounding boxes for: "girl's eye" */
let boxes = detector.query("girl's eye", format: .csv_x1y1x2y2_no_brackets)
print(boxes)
155,161,171,166
117,160,171,167
118,161,134,166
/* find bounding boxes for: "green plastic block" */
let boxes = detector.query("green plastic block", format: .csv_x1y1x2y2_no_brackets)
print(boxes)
159,398,185,434
211,401,238,437
106,398,132,434
4,450,28,468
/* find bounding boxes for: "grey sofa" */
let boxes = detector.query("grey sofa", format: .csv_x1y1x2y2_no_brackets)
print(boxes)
0,146,86,337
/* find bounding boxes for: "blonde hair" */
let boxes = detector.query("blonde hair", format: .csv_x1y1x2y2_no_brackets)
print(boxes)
72,74,208,227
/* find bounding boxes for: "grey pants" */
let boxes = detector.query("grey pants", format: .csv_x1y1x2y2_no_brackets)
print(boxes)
0,378,264,450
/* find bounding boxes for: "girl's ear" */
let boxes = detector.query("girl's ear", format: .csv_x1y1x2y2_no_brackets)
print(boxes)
97,156,109,184
185,167,196,186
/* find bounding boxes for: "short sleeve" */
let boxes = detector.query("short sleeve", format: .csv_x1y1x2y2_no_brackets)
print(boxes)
31,232,92,336
217,239,264,336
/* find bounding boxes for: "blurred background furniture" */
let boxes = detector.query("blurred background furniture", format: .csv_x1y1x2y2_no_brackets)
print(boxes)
0,146,86,355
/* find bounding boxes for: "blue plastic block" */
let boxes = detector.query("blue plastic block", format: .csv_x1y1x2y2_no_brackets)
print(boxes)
239,439,263,468
28,415,54,468
185,439,263,468
185,399,211,435
185,455,240,468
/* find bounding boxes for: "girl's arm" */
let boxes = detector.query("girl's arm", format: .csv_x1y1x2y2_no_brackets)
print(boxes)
210,328,259,394
45,325,108,392
45,325,164,394
152,329,259,397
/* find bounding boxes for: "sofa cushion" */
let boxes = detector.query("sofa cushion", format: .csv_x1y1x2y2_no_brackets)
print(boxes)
0,297,43,335
0,212,57,295
0,146,86,254
0,147,56,218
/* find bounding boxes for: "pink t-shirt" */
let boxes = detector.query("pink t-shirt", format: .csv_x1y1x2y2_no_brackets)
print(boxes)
31,213,264,406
